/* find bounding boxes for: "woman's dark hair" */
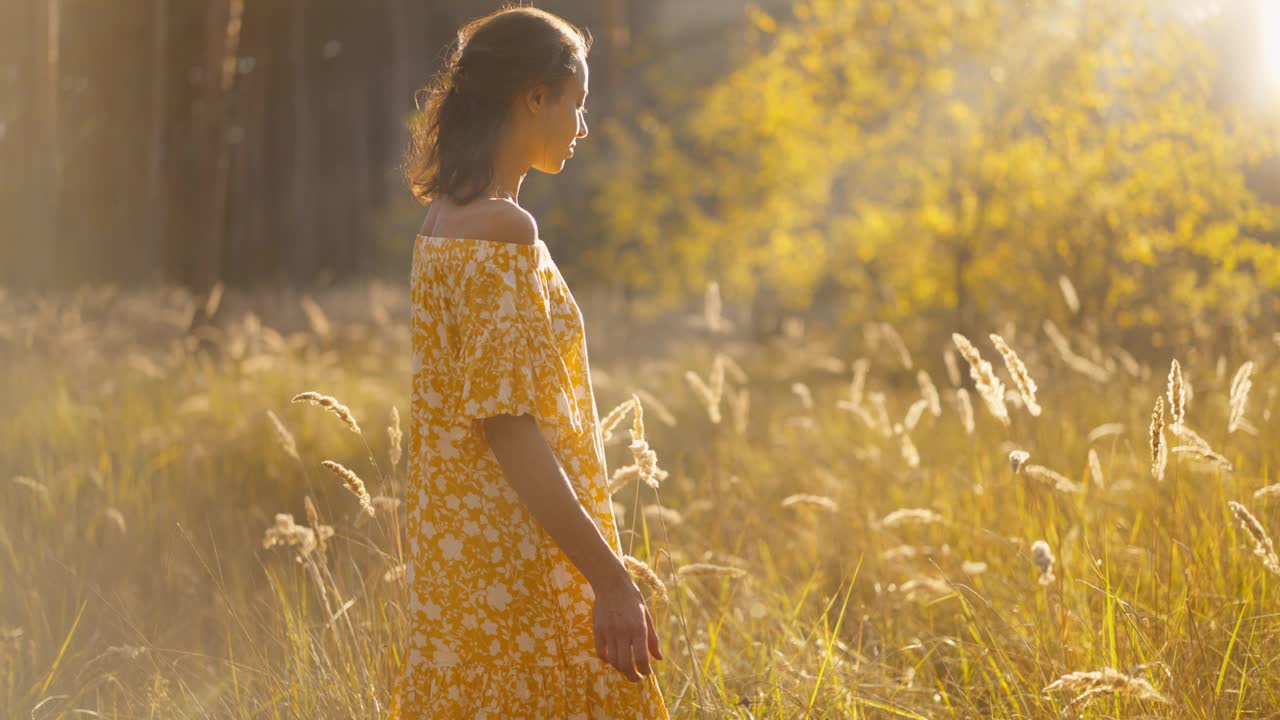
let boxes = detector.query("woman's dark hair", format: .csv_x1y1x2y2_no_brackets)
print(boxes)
404,5,592,206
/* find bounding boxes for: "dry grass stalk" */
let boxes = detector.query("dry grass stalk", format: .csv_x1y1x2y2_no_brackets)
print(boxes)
881,545,926,562
104,507,127,534
899,577,953,601
903,399,929,432
917,370,942,417
11,475,49,501
684,370,721,424
1173,424,1212,451
727,385,750,435
1166,359,1186,432
1043,320,1112,382
699,281,734,334
1023,464,1084,494
607,463,670,495
1149,396,1167,482
781,494,839,512
1087,448,1104,488
1086,423,1125,443
880,508,945,527
881,322,913,369
628,394,662,489
383,563,406,583
1229,361,1254,434
623,555,669,602
1058,275,1080,315
868,392,892,437
263,513,320,559
304,495,328,559
300,295,331,338
1031,539,1056,585
791,382,813,411
955,388,975,435
1065,353,1113,383
1227,500,1280,577
642,505,684,526
708,355,726,405
1042,319,1073,361
951,333,1010,425
714,352,748,385
292,391,361,434
387,406,403,469
633,389,677,427
837,399,881,434
943,348,961,387
1043,667,1170,706
676,563,748,580
204,282,225,319
265,410,300,461
989,334,1041,416
1009,450,1031,473
849,358,870,408
704,280,722,332
321,460,376,517
1253,484,1280,501
1113,347,1143,378
899,432,920,468
1170,445,1233,473
599,397,636,443
607,465,641,495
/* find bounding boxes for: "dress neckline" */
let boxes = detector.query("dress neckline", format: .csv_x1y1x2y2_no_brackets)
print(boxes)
417,233,545,250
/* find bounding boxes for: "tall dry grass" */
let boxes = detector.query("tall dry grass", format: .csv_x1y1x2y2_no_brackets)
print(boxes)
2,282,1280,718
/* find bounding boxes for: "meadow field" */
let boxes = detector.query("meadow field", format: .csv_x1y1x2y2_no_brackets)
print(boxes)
3,279,1279,719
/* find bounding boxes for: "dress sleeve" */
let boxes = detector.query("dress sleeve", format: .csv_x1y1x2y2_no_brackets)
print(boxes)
452,244,587,436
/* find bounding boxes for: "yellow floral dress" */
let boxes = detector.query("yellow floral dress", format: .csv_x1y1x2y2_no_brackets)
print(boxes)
389,235,670,719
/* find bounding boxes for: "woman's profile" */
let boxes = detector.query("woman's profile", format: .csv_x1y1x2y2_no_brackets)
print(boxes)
390,5,670,718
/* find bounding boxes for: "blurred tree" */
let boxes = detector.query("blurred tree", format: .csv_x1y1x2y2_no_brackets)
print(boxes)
592,0,1280,347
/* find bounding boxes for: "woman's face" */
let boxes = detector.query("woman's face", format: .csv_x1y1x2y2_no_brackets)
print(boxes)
531,53,589,174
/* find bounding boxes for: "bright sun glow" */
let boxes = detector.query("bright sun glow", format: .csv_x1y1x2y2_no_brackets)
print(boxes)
1264,3,1280,88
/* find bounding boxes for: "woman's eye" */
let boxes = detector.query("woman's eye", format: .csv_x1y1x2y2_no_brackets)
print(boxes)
578,106,589,116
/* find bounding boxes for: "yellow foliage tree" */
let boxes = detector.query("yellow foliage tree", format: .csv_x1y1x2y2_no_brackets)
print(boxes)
590,0,1280,344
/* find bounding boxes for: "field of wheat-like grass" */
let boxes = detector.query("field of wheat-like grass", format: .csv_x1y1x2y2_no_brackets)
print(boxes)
3,282,1280,718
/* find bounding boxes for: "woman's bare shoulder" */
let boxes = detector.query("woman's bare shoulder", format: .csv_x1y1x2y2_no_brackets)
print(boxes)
423,198,538,246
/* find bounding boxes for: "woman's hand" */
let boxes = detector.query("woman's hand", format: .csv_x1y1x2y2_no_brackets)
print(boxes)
591,573,663,682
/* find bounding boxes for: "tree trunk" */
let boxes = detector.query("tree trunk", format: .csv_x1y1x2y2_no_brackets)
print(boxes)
288,0,316,284
142,0,169,284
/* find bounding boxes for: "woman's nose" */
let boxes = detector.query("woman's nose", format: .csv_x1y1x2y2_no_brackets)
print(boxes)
577,118,588,138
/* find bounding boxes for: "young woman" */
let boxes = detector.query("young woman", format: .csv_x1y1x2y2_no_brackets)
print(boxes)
390,6,670,718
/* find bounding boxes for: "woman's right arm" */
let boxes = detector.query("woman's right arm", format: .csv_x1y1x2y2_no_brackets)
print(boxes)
481,412,662,681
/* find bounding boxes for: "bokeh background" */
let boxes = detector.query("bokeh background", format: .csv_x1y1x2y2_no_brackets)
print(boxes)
5,0,1276,344
5,1,1280,717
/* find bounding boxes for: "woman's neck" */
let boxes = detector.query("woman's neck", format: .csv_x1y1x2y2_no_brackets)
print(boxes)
489,131,529,203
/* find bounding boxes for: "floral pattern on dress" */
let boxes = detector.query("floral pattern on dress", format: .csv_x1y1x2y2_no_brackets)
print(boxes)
388,235,670,719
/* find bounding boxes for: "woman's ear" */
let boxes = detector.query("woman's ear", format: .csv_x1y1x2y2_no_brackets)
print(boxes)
522,82,548,117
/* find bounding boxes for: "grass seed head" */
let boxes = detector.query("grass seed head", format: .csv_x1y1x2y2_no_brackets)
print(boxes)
1031,539,1056,585
321,460,376,517
292,391,362,434
989,333,1041,416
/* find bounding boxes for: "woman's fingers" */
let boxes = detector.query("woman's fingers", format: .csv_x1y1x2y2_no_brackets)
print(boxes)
595,627,608,664
632,627,653,679
645,604,663,661
619,630,641,681
608,630,639,682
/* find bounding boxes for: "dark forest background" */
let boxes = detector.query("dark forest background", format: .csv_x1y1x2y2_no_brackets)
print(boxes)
1,0,1277,306
0,0,765,291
